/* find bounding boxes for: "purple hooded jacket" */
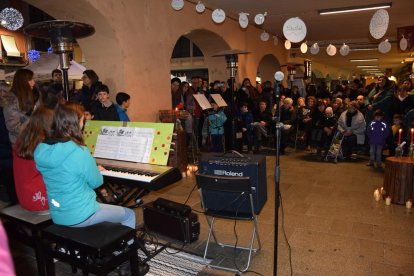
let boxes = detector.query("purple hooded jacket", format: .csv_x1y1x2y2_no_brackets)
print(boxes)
367,119,390,145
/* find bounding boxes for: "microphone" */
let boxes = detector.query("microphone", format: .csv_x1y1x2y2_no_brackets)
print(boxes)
274,71,285,118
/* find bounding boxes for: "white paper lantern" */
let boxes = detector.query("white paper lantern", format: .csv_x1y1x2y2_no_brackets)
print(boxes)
339,43,350,56
212,9,226,24
378,39,391,54
310,43,319,55
326,44,337,56
285,40,291,50
260,31,270,42
239,12,249,29
300,42,308,53
195,1,205,13
369,9,389,39
171,0,184,11
254,12,267,25
400,35,408,51
283,17,307,43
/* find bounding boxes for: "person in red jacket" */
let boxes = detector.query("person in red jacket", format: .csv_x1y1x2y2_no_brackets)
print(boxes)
13,107,53,212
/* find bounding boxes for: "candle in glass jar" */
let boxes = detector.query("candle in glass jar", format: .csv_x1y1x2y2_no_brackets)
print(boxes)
406,200,412,209
373,189,381,201
398,128,402,145
385,196,392,205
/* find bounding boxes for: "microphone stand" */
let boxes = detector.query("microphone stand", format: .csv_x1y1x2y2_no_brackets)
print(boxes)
273,78,282,276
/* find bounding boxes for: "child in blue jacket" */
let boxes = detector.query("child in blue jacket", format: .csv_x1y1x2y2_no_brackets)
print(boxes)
207,102,227,152
367,109,390,169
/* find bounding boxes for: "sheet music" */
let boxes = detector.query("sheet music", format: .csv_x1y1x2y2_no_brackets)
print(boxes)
94,126,154,163
210,94,228,107
193,94,212,110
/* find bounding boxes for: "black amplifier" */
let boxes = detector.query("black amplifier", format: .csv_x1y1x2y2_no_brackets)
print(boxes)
143,201,199,244
198,153,267,215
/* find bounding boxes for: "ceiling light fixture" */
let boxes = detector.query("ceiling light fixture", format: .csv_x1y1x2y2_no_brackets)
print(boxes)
351,48,378,51
318,2,392,15
350,58,379,62
356,65,379,68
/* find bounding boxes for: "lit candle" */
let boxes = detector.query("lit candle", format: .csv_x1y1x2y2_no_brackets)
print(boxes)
411,128,414,144
385,196,392,206
380,187,384,195
373,189,381,201
406,200,412,209
398,129,402,145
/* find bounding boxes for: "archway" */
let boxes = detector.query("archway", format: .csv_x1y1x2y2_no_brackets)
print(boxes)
257,54,280,84
170,29,231,83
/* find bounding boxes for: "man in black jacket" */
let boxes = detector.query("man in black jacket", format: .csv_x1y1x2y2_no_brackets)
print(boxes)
252,100,272,153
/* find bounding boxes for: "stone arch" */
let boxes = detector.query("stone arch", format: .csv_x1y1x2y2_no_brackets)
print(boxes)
257,54,281,84
170,29,231,82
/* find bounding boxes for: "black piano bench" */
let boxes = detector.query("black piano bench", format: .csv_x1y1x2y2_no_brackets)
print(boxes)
0,204,52,276
41,222,141,276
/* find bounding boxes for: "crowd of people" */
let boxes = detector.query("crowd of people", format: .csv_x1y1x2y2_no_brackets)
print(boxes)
171,75,414,167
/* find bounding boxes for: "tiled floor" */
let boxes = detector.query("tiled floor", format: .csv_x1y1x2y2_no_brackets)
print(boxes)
3,151,414,275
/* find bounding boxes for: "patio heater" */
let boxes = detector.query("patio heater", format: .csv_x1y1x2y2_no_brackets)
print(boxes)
24,20,95,101
212,49,250,150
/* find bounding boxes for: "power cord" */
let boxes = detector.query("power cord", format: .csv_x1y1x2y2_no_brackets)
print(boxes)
230,194,264,276
280,191,293,276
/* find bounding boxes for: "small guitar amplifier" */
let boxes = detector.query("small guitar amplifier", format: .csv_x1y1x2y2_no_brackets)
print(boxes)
143,200,199,244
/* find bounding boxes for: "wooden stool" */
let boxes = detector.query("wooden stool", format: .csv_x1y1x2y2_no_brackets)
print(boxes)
41,222,140,276
0,204,52,276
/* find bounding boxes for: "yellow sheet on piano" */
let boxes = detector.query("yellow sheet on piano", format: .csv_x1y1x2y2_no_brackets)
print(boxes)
83,121,174,166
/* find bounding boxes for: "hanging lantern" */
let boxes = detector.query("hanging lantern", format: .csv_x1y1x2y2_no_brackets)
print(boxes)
300,42,308,53
285,40,291,50
0,8,24,31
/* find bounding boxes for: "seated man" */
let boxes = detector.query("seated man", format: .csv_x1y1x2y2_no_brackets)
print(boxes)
318,107,337,154
280,97,296,153
252,100,272,153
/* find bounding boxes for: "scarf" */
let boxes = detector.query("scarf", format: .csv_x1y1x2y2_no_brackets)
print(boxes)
345,111,357,127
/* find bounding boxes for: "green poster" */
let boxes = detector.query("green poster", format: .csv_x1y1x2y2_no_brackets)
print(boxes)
83,120,174,166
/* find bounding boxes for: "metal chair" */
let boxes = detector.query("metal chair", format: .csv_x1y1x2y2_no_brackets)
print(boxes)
195,173,261,273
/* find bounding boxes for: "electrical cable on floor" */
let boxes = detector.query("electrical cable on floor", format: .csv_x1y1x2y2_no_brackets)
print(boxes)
279,191,293,276
183,183,197,206
230,195,263,276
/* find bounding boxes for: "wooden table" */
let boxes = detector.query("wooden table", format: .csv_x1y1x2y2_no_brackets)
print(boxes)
383,157,414,204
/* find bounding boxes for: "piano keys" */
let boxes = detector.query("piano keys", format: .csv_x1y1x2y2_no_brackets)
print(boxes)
95,158,182,207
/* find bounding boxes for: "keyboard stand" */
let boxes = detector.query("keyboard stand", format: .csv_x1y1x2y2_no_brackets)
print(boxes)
96,182,148,208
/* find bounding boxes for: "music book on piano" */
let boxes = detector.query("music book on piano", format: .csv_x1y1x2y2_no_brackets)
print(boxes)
94,126,154,163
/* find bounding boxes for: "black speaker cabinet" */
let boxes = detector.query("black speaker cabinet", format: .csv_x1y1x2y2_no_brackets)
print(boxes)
199,153,267,215
143,201,199,244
